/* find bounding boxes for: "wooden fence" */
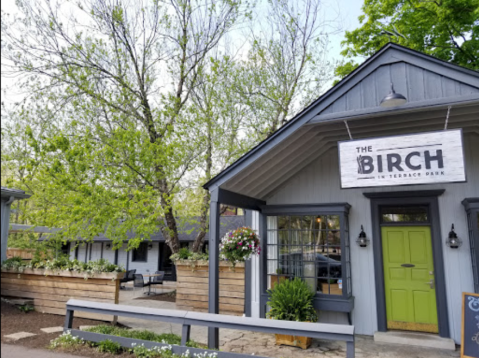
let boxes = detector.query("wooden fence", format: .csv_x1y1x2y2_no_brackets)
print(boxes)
1,268,124,321
175,261,245,316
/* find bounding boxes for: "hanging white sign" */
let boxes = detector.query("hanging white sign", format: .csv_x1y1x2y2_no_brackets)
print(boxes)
338,129,466,189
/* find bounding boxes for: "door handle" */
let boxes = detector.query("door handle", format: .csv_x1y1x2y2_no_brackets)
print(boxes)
425,279,434,289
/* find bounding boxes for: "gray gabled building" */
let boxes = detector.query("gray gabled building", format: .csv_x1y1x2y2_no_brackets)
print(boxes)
203,43,479,348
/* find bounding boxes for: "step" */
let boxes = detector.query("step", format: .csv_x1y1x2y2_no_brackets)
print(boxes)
374,331,456,350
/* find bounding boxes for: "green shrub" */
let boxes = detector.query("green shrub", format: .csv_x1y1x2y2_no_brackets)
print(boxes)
266,278,318,322
85,326,185,346
170,248,208,262
1,257,24,270
97,339,122,354
1,257,124,274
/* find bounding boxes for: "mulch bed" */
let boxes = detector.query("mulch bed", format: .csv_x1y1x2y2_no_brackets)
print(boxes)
134,292,176,303
1,300,129,358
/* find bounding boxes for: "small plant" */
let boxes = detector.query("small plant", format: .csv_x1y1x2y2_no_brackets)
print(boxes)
1,257,24,271
267,278,318,322
220,227,260,267
97,339,122,354
49,331,85,349
170,248,208,262
1,257,124,275
17,304,35,313
130,344,171,358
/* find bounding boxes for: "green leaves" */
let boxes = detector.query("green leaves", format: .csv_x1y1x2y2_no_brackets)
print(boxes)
267,278,318,322
336,0,479,79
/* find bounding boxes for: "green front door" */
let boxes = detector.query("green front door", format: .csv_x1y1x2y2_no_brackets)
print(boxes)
382,226,438,333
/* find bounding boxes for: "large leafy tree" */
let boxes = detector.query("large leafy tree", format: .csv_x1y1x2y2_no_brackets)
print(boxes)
335,0,479,79
1,0,248,252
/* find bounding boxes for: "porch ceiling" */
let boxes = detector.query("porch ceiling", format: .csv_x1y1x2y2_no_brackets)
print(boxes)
220,102,479,200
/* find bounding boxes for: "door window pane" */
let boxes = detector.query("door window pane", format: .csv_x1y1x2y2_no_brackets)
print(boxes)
381,206,428,223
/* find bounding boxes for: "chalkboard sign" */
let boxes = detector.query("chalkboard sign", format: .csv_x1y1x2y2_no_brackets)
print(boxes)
462,292,479,358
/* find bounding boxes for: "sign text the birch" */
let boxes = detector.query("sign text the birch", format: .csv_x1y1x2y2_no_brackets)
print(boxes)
338,129,466,189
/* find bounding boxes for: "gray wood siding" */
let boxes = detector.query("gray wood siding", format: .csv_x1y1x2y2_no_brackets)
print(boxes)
266,133,479,343
319,63,479,116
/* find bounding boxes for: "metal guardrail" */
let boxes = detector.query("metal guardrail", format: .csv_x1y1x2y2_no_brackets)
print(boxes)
64,299,355,358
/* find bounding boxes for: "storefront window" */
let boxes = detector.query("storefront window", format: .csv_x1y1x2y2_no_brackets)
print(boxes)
267,212,351,297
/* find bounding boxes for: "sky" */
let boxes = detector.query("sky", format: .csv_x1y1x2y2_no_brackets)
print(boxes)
0,0,364,107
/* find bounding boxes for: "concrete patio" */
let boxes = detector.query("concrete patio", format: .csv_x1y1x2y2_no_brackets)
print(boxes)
117,286,460,358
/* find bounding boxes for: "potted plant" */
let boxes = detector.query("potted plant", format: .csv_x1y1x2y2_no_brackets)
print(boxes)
219,227,261,270
267,278,318,349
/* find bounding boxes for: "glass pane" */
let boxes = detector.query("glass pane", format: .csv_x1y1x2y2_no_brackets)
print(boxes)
326,231,341,246
290,231,301,245
302,231,314,245
279,231,289,245
291,216,302,230
267,216,278,230
381,206,428,223
267,245,278,259
327,215,340,230
267,230,278,244
302,216,313,230
267,260,278,274
278,216,290,230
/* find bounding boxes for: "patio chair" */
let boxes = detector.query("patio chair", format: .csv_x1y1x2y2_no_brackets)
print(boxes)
120,269,136,289
133,274,151,293
150,271,165,293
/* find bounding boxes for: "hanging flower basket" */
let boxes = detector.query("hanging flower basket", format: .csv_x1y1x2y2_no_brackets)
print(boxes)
220,227,261,269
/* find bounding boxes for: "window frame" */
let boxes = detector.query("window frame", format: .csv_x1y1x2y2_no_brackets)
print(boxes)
260,203,353,314
132,242,149,263
463,198,479,293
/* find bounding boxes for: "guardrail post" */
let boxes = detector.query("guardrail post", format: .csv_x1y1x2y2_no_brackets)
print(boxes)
64,308,74,331
181,324,191,346
346,338,355,358
208,190,220,349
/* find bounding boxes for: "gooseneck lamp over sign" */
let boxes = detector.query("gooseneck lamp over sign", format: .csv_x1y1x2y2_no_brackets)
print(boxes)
446,224,462,249
380,83,407,107
356,225,370,247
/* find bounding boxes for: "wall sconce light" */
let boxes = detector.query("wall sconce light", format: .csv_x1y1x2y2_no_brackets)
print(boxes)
380,83,407,108
446,224,462,249
316,216,322,223
105,243,111,249
356,225,370,247
148,243,153,250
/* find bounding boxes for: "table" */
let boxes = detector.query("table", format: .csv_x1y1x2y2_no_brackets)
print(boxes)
143,274,162,295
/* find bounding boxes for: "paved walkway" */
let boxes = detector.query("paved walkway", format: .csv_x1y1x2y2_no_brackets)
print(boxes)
2,345,85,358
117,288,460,358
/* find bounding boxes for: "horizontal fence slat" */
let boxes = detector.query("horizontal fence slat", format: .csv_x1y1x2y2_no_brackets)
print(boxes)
175,287,245,298
177,282,245,293
1,273,117,286
1,277,117,293
1,283,117,300
174,270,245,280
176,294,244,306
1,289,115,304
